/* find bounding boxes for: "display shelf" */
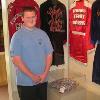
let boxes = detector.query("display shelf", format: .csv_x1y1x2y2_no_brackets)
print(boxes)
48,67,87,100
48,85,86,100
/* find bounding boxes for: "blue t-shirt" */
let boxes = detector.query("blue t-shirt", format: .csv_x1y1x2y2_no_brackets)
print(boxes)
10,26,53,86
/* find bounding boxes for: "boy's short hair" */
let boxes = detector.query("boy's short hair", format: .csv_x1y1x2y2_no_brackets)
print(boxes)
21,6,37,16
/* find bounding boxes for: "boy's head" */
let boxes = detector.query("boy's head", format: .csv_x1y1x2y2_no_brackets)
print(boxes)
21,6,37,29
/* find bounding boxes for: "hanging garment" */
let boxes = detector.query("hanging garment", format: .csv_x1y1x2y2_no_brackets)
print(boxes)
8,0,40,39
90,0,100,44
90,0,100,84
92,44,100,84
40,0,67,65
69,0,94,64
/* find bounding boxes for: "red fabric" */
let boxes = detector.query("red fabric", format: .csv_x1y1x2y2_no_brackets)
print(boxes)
69,32,87,63
8,0,40,39
69,0,94,63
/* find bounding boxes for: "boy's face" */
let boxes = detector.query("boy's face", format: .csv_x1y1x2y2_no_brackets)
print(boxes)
22,11,37,29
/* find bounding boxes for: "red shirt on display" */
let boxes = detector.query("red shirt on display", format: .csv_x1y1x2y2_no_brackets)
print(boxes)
8,0,40,39
69,0,94,63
